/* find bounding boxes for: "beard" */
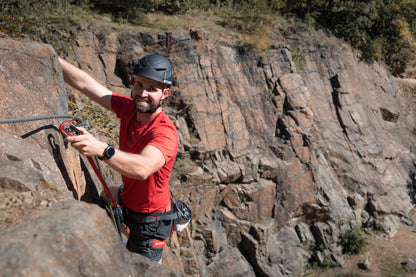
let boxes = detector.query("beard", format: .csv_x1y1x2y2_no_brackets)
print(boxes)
133,97,160,114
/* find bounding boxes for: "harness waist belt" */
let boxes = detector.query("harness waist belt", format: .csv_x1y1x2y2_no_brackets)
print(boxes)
127,208,179,223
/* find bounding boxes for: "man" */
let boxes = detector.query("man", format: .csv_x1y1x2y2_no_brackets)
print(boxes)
59,54,178,263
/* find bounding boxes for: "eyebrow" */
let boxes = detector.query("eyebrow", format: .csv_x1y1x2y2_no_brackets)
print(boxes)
135,81,161,89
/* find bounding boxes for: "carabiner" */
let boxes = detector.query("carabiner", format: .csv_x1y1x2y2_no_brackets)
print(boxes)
59,120,80,137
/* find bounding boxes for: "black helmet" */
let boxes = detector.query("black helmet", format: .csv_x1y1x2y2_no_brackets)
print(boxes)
133,54,173,85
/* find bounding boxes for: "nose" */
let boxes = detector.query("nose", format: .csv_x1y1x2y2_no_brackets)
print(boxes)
133,87,149,97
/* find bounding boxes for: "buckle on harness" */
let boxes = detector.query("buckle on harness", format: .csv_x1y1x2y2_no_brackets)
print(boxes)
140,215,159,223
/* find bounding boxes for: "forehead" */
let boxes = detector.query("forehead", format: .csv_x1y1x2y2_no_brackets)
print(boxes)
134,76,163,87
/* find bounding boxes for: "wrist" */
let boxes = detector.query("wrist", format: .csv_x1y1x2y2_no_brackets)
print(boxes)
98,144,115,160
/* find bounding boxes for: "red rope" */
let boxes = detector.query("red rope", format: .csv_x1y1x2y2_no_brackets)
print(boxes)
86,156,118,208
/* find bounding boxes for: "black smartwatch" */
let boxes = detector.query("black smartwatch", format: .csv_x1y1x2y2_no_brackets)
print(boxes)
98,144,115,160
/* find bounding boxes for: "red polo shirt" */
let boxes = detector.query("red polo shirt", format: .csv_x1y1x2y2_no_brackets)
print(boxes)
111,93,178,213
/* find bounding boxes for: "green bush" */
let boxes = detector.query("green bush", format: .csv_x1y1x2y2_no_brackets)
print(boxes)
1,0,414,75
282,0,414,74
340,226,369,255
89,0,197,22
0,0,87,55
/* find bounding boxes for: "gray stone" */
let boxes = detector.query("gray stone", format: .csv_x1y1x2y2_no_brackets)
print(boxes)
0,200,176,277
295,222,315,244
358,254,371,270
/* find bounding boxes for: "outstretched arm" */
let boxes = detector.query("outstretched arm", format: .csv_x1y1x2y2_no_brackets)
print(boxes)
58,57,113,111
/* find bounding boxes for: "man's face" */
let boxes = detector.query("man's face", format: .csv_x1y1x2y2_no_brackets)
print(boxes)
131,76,169,113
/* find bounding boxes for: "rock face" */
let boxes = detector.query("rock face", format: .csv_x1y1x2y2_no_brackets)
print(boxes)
0,199,176,277
0,23,415,277
0,39,67,147
0,38,92,204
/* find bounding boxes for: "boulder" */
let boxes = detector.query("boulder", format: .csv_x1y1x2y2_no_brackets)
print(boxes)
0,199,176,277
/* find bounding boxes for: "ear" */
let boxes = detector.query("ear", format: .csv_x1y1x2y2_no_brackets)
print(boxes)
161,87,170,100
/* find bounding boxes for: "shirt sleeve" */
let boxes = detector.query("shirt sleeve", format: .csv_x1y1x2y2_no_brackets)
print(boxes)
111,92,133,119
148,121,178,164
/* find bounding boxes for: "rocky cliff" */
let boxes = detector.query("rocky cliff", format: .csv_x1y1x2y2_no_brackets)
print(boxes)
0,22,415,277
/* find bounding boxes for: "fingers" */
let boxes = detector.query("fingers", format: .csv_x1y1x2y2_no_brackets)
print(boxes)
76,126,88,134
64,135,81,143
63,127,89,143
62,128,107,157
63,128,93,155
66,139,90,155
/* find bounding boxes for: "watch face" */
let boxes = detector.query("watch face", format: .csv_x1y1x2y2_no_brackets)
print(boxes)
106,145,115,158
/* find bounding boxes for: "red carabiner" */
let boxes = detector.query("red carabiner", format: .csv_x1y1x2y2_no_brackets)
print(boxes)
59,120,80,137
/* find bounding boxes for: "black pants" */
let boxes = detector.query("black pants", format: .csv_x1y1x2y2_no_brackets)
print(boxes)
118,185,173,261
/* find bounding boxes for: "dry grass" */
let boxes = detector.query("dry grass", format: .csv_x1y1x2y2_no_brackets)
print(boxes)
86,9,276,52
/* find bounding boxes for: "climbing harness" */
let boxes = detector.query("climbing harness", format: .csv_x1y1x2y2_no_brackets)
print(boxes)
59,120,124,239
126,198,192,233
